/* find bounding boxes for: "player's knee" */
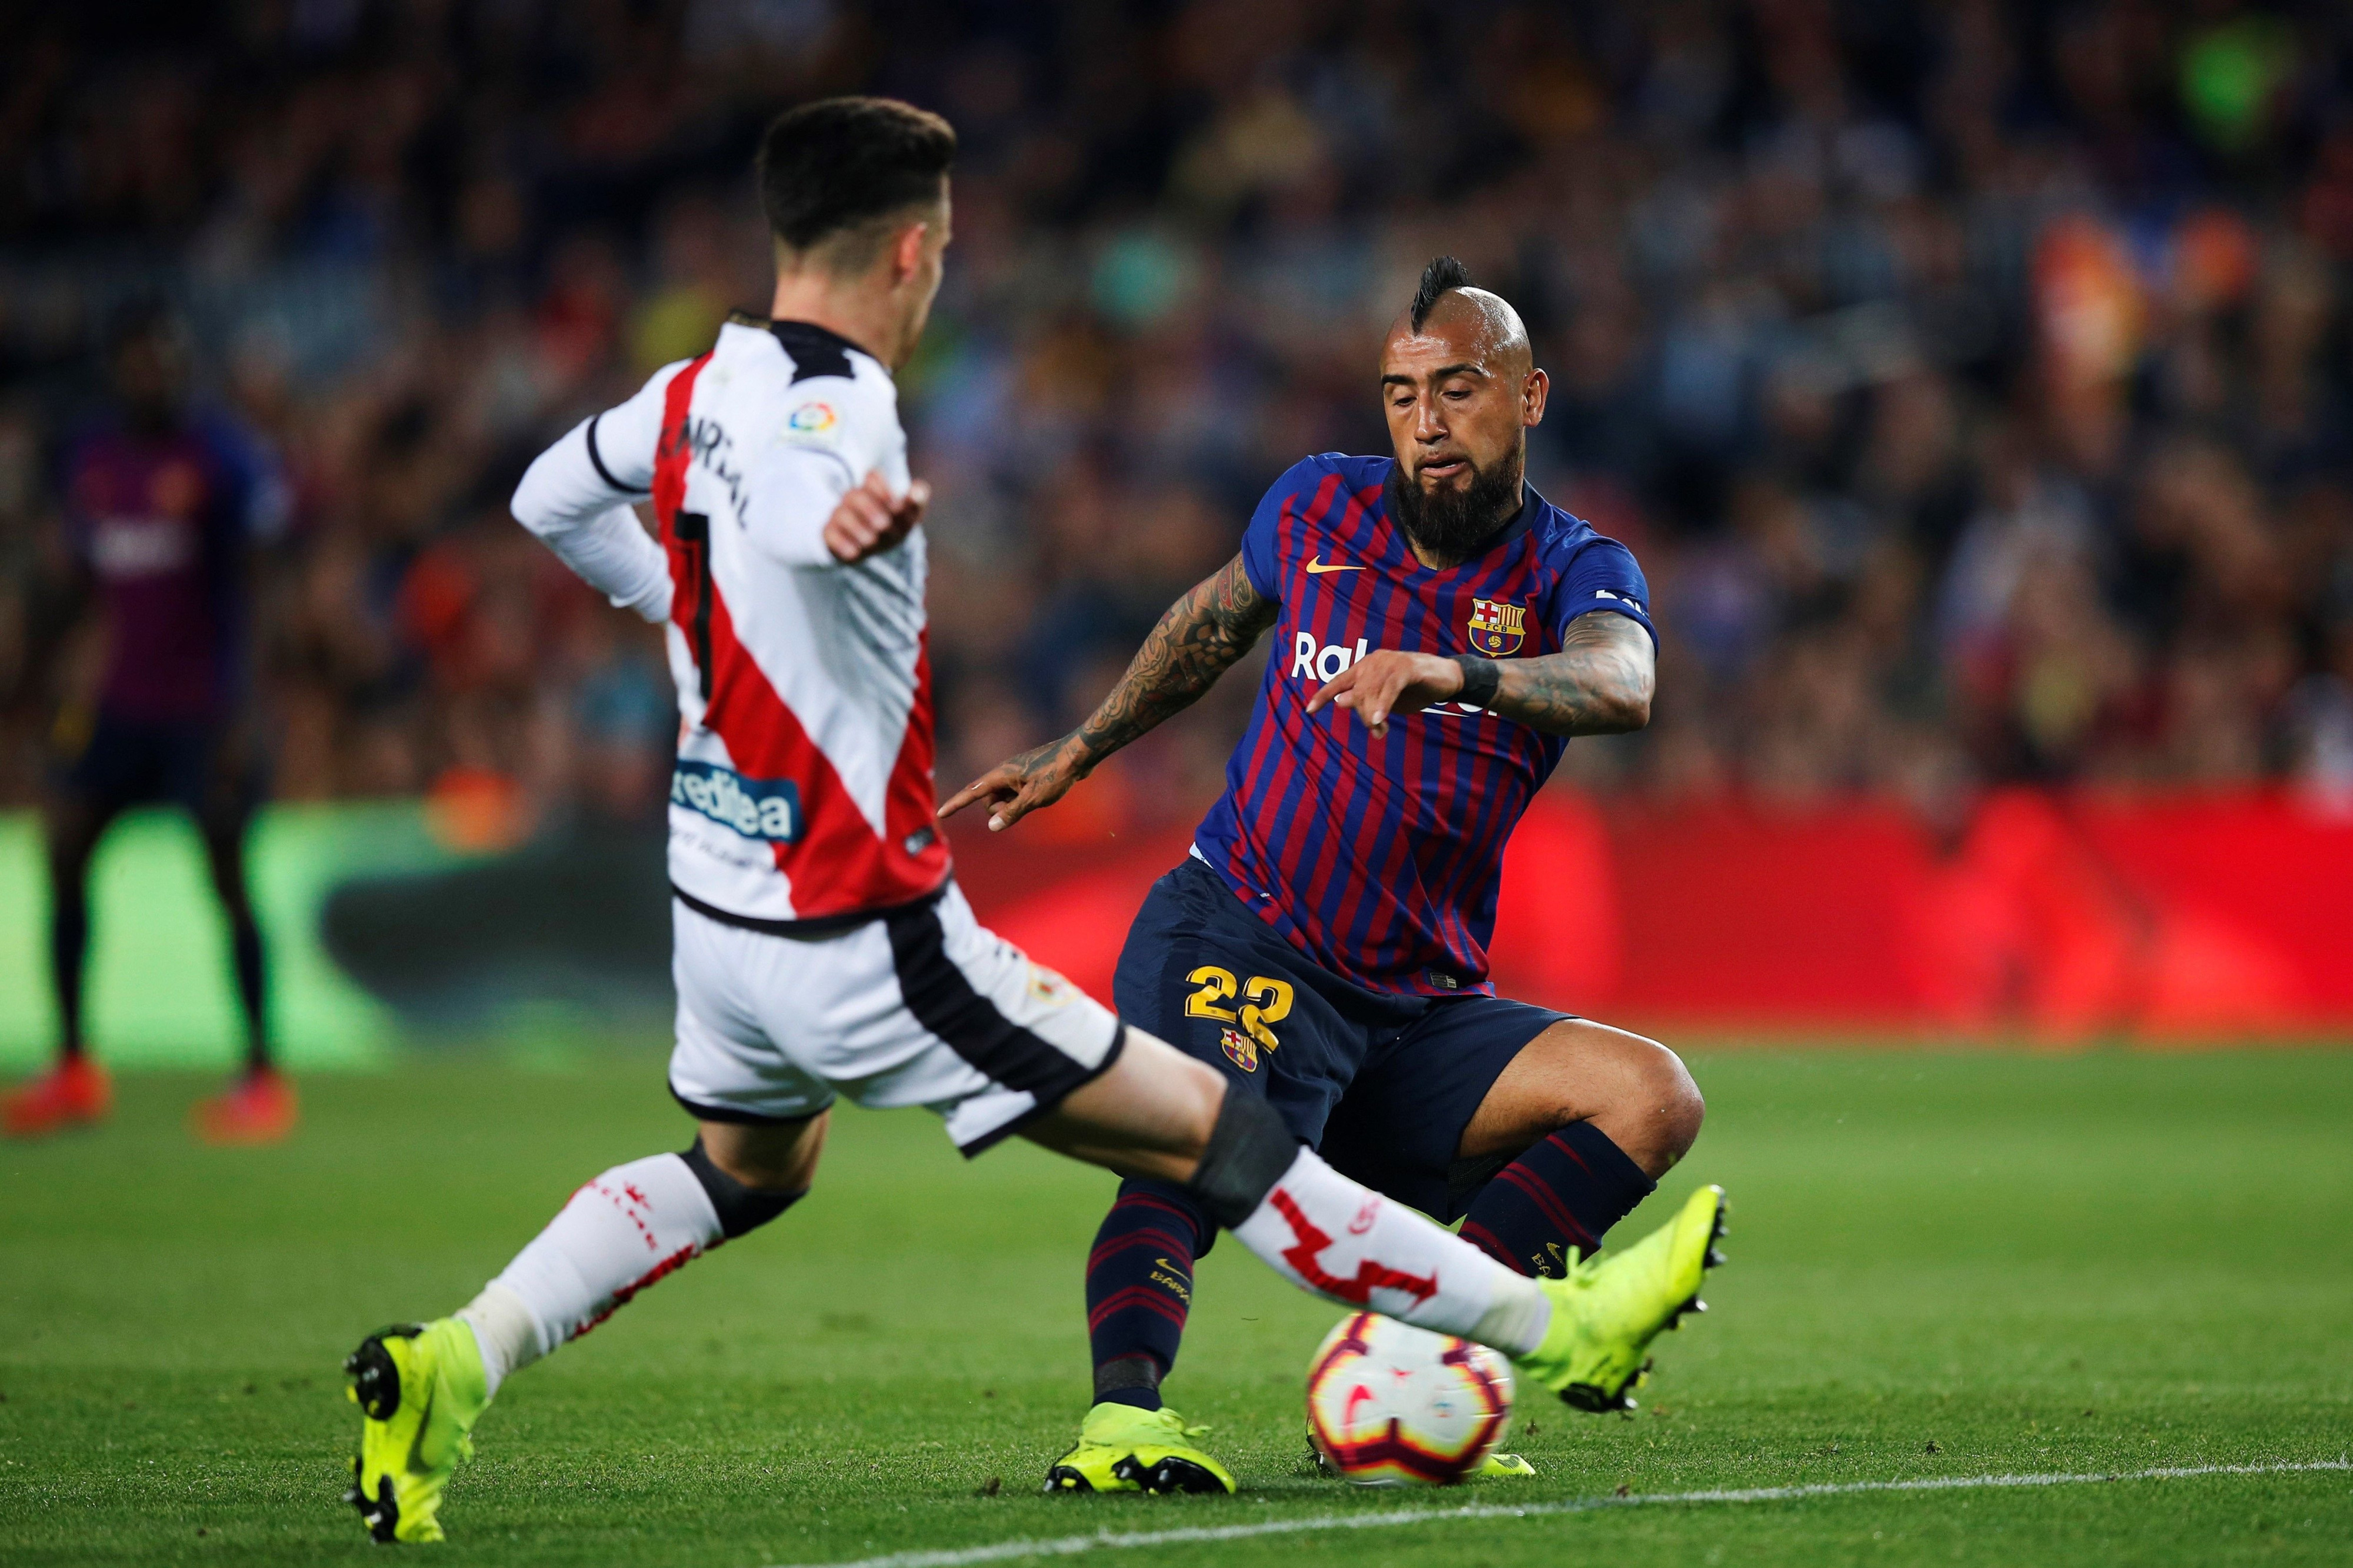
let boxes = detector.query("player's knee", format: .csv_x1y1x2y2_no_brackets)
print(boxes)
681,1129,815,1237
1183,1084,1299,1230
1632,1040,1705,1170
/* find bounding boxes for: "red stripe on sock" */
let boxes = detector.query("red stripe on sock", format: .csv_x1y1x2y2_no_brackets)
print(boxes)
1087,1227,1195,1272
1547,1129,1597,1179
570,1241,702,1342
1458,1219,1519,1270
1268,1189,1438,1307
1086,1285,1191,1334
1110,1193,1203,1232
1494,1162,1599,1251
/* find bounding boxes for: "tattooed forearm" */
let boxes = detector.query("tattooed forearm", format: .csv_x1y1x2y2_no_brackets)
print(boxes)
1488,613,1655,736
1068,553,1277,770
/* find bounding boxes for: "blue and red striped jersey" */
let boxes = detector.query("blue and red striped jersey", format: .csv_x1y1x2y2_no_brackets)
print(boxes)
1192,453,1655,996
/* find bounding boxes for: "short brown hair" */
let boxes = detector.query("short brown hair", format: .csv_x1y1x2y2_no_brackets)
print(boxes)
756,96,955,263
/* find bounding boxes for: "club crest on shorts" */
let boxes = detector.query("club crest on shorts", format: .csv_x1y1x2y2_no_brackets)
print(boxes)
1219,1027,1259,1073
1466,598,1527,656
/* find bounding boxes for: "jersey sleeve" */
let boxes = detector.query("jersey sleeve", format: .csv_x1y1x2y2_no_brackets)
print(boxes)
509,362,686,622
580,362,679,495
1550,536,1658,648
736,373,901,569
1238,456,1329,602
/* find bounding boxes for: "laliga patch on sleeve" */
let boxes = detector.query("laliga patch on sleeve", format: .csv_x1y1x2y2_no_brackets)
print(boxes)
778,399,842,449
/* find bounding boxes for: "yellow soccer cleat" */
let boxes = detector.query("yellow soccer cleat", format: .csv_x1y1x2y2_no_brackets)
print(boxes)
344,1319,491,1543
1517,1184,1726,1413
1044,1402,1237,1495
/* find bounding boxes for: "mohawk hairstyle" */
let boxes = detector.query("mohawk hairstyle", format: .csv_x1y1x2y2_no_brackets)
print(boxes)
1411,255,1474,332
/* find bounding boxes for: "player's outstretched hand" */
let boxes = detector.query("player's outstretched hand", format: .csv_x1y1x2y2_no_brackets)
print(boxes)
937,735,1086,832
1307,650,1467,738
824,469,931,563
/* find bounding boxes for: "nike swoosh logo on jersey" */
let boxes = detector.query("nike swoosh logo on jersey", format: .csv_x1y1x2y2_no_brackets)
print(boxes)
1305,557,1364,574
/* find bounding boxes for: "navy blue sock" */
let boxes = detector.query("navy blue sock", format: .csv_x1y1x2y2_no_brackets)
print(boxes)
1459,1120,1656,1279
48,873,89,1057
229,915,268,1072
1085,1180,1214,1408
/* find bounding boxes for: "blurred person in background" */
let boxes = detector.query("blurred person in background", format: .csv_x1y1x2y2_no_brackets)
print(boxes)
2,304,295,1143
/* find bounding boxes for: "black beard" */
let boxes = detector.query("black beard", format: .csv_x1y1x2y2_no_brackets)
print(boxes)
1387,453,1524,565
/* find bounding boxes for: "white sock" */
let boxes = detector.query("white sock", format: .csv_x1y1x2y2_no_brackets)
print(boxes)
1229,1147,1552,1356
455,1283,538,1397
472,1153,724,1373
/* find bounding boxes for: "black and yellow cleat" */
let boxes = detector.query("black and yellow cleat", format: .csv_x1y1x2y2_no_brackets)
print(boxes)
343,1319,490,1543
1516,1184,1727,1413
1044,1402,1237,1495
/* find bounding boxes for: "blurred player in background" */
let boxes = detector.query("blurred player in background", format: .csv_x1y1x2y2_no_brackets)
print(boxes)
342,99,1722,1544
945,258,1707,1493
2,305,294,1143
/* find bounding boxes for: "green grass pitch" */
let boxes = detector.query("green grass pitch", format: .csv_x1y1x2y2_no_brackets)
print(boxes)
3,1048,2348,1566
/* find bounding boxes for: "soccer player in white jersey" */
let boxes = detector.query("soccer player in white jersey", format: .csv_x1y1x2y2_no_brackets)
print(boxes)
340,98,1725,1543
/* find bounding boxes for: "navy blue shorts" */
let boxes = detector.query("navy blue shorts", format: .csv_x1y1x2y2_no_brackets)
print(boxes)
54,711,259,822
1112,857,1568,1222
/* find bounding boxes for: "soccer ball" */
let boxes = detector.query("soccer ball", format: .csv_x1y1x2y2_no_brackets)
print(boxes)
1304,1312,1514,1485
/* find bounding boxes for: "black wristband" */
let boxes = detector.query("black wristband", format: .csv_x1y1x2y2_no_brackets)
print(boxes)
1453,655,1501,708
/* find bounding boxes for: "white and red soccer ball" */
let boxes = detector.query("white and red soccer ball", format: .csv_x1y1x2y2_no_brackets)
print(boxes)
1304,1312,1515,1485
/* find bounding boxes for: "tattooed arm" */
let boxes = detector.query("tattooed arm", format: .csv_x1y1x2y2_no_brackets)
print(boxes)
937,553,1277,830
1305,611,1655,738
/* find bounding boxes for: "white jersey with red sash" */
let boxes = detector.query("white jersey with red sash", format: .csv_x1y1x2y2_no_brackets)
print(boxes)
521,313,951,926
511,315,1118,1155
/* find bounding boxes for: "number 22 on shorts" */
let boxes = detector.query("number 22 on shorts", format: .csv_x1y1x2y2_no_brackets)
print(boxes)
1185,966,1294,1052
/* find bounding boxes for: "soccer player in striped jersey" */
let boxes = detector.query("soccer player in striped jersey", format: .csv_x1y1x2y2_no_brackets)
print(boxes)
339,110,1721,1542
944,258,1717,1493
2,304,295,1144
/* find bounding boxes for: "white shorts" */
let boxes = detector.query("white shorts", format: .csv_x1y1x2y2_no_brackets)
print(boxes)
666,882,1125,1156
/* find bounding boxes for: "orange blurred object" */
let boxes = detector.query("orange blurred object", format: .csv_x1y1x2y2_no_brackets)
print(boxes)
2033,214,2144,391
425,764,531,853
191,1067,299,1146
2172,206,2259,311
1,1056,114,1137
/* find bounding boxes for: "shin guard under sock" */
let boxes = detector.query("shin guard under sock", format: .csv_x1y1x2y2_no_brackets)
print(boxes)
479,1153,725,1369
1085,1181,1213,1407
478,1143,803,1381
1459,1121,1655,1278
1185,1089,1548,1356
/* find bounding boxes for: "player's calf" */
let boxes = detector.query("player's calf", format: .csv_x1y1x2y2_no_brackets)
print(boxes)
472,1136,805,1382
342,1131,808,1542
1084,1180,1213,1410
1458,1022,1704,1278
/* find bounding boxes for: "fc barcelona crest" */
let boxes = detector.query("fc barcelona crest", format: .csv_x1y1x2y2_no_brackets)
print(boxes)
1219,1027,1259,1073
1467,598,1527,656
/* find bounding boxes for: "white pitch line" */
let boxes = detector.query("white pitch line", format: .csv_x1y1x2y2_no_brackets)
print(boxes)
764,1457,2352,1568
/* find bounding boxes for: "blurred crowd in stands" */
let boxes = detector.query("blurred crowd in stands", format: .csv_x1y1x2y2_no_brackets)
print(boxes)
5,0,2353,845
